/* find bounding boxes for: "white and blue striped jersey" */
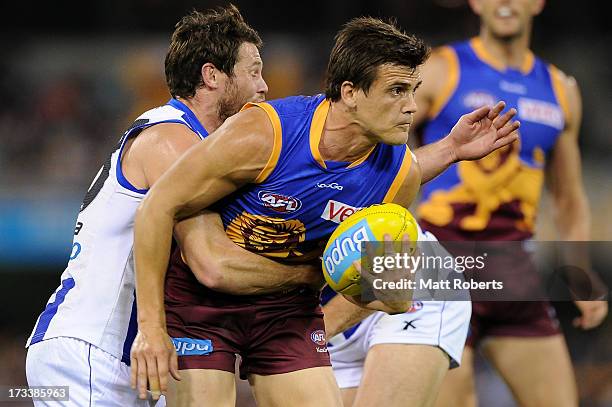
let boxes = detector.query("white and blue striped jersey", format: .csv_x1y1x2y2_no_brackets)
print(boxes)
26,99,208,364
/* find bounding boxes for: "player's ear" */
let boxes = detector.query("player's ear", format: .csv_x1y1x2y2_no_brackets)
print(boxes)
467,0,482,15
340,81,358,109
532,0,545,16
201,63,220,89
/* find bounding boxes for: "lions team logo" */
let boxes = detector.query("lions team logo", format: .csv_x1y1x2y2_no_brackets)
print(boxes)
258,191,302,213
226,211,307,258
310,330,326,346
407,301,423,313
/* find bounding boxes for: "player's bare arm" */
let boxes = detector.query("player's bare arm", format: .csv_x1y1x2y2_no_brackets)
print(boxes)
131,106,274,399
546,71,608,329
174,211,324,295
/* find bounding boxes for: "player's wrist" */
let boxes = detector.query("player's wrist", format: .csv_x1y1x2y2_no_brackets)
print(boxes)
439,135,459,164
137,317,167,330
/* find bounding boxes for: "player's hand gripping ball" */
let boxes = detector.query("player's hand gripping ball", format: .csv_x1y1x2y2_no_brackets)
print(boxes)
321,203,418,296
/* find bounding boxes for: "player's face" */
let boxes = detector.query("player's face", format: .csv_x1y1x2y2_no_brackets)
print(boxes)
218,42,268,121
470,0,544,40
354,64,421,145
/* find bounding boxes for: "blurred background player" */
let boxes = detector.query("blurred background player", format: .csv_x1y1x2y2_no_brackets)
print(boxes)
24,5,327,406
411,1,609,406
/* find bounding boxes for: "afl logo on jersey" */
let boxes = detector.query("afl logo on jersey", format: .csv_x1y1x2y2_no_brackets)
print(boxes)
407,301,423,313
258,191,302,213
310,330,326,346
463,91,497,110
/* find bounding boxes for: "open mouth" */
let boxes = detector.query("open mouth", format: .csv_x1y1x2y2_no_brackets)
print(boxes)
496,5,516,19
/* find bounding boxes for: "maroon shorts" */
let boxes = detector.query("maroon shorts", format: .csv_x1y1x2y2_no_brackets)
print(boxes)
419,223,561,348
466,301,561,347
164,247,330,378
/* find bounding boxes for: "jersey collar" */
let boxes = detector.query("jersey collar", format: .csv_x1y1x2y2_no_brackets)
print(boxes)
167,98,209,138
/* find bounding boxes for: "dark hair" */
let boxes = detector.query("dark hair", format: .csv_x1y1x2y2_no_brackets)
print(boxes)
165,4,262,99
325,17,430,101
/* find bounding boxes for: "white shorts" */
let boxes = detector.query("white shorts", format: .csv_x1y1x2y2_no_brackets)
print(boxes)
328,300,471,389
26,337,164,407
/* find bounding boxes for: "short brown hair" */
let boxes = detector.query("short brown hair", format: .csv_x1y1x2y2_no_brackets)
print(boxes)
165,4,262,99
325,17,430,101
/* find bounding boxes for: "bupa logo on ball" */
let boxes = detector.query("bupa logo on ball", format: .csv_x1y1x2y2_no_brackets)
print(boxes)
310,330,326,346
258,191,302,213
323,219,375,283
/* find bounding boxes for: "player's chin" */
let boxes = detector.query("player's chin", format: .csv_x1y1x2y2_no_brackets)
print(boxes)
492,24,522,40
381,128,410,145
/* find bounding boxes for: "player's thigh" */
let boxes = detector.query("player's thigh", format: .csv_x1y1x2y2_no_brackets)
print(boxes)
354,344,449,407
434,347,477,407
483,335,578,407
341,387,358,407
167,369,236,407
249,366,342,407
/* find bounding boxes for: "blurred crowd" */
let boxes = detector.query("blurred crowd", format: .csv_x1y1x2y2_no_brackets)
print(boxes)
1,1,611,405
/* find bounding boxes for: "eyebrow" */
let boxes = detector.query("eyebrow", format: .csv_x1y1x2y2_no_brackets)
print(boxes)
390,80,422,89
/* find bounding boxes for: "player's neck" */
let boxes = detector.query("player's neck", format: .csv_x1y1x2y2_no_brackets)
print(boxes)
318,101,377,163
478,29,532,70
175,95,224,133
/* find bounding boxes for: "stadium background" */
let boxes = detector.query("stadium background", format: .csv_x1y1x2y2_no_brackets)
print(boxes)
0,1,610,405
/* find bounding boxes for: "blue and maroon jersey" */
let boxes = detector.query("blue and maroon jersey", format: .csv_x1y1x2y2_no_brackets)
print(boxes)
418,38,571,240
214,94,413,261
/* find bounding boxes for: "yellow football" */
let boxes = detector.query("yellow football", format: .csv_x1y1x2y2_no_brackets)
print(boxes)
321,203,419,296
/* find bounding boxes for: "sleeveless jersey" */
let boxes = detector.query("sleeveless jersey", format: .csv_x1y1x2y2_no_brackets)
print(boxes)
215,94,413,261
26,99,209,364
418,38,570,240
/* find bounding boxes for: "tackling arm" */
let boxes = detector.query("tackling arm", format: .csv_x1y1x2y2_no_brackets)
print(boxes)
130,107,275,399
174,211,323,295
133,107,274,328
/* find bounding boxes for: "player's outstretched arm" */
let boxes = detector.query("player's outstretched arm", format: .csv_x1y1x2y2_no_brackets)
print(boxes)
415,101,520,183
174,211,324,295
130,107,274,400
546,72,608,329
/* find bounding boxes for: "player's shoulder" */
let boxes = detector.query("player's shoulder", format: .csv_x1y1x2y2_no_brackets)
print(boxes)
418,44,460,102
425,45,457,72
547,63,580,94
130,122,200,161
133,103,185,123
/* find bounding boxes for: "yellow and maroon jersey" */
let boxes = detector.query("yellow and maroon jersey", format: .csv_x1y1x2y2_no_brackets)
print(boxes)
214,94,412,261
419,38,570,240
